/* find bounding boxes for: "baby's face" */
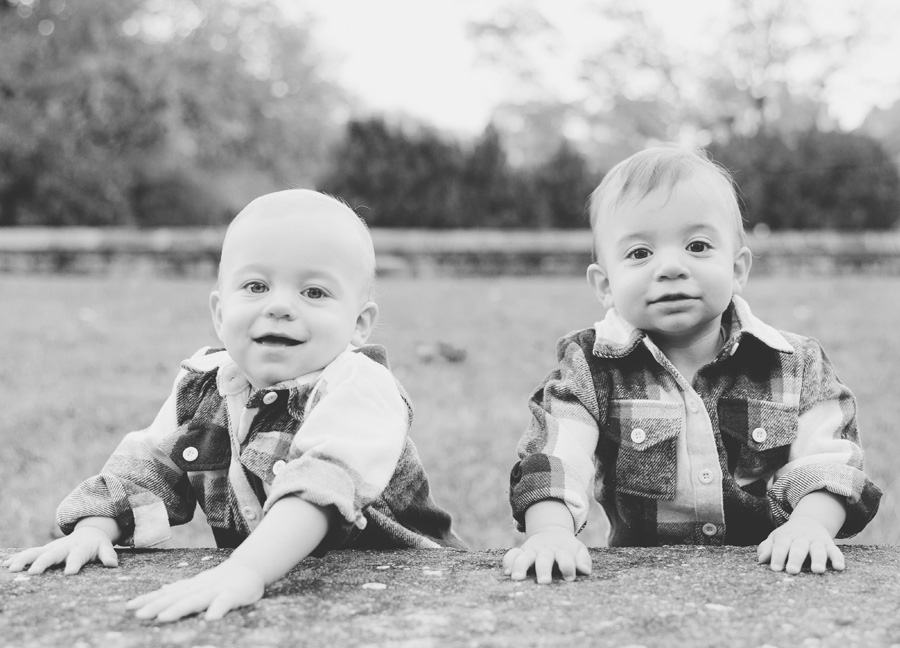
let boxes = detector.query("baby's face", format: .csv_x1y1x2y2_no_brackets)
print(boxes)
588,175,750,346
210,195,376,389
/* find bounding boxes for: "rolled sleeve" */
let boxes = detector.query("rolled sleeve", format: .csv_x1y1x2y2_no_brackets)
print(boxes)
767,338,882,537
510,336,602,534
262,351,408,532
56,380,193,547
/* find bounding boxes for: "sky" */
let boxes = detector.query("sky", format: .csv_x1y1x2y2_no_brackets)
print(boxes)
297,0,900,137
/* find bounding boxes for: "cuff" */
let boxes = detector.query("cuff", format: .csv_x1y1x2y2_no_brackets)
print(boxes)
509,456,590,535
767,463,882,538
263,458,373,535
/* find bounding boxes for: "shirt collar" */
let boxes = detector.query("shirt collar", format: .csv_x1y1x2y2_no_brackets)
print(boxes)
591,295,794,359
180,347,326,420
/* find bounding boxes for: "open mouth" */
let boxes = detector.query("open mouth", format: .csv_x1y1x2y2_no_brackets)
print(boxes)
254,335,302,347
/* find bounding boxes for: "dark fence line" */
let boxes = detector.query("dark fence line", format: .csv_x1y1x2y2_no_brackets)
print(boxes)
1,227,899,276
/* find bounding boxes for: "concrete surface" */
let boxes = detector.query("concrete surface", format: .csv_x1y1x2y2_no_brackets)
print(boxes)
1,545,898,648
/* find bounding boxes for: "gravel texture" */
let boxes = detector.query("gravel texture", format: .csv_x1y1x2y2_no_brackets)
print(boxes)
2,545,898,648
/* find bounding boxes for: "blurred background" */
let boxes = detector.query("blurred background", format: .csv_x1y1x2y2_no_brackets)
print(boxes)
1,0,899,552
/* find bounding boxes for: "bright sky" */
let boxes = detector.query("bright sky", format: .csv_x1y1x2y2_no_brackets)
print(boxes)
299,0,900,136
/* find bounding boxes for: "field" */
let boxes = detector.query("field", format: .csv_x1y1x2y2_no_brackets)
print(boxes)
1,272,898,551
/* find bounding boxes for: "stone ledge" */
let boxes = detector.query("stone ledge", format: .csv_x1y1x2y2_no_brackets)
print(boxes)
1,546,898,648
2,228,899,277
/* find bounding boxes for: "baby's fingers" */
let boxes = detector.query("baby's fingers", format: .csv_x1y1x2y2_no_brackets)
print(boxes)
826,543,845,571
810,541,845,573
204,590,248,621
4,548,45,572
501,548,520,575
26,545,70,574
62,546,94,575
757,537,773,565
533,549,556,584
134,590,211,623
807,542,830,574
767,537,790,572
96,543,119,569
507,548,537,581
785,538,810,574
554,550,577,582
574,544,592,576
127,585,178,611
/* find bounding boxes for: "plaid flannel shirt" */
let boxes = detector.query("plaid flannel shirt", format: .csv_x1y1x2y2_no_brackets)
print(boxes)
510,296,881,546
58,344,465,552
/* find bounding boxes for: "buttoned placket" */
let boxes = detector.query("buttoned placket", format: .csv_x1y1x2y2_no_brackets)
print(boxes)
643,339,726,542
225,391,265,532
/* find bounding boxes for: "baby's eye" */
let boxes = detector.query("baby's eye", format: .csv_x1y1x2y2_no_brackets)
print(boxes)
627,247,651,260
302,287,327,300
687,241,711,253
244,281,268,294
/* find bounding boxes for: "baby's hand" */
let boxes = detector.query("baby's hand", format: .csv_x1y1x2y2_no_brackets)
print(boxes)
757,515,845,574
502,529,592,584
2,527,118,575
127,558,265,622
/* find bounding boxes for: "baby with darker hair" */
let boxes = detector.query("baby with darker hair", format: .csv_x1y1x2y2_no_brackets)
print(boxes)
5,189,464,620
503,145,881,583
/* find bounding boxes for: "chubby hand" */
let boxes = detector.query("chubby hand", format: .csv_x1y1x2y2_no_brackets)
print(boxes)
757,515,845,574
2,526,118,575
502,529,592,584
126,558,265,622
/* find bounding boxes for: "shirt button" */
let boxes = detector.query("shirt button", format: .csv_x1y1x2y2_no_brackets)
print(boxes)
752,427,767,443
688,400,699,413
702,523,717,536
182,447,198,462
242,506,257,521
698,468,715,484
263,391,278,405
630,428,647,444
272,460,286,475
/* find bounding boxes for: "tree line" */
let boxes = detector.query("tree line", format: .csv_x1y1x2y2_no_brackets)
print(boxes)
1,0,898,231
320,118,900,231
0,0,345,228
317,119,595,230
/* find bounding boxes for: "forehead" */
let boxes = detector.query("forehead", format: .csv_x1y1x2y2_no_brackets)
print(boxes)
220,191,374,280
230,191,359,233
599,174,740,237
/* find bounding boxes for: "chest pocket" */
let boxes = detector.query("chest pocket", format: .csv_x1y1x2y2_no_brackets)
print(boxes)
169,419,232,528
609,400,682,500
718,398,797,481
170,419,232,472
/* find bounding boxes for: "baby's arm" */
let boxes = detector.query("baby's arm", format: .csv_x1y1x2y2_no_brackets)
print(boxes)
757,490,847,574
127,495,332,622
759,337,880,574
3,517,122,575
502,499,592,584
126,351,409,622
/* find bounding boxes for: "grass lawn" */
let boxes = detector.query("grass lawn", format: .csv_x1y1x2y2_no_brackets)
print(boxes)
1,272,897,551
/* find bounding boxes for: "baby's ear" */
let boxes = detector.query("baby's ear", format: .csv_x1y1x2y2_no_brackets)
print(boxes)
586,263,615,309
732,246,752,294
351,301,379,346
209,290,225,342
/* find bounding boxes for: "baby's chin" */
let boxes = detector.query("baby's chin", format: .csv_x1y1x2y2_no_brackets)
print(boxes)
246,354,348,389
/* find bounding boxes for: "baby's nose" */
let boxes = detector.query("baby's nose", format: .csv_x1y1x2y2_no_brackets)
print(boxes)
654,251,689,279
265,292,297,319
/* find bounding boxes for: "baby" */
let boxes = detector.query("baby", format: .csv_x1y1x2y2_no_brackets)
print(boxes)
503,145,881,583
5,189,463,620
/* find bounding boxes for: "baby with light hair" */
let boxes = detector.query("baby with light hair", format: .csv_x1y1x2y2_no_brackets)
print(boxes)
5,189,464,621
504,145,881,583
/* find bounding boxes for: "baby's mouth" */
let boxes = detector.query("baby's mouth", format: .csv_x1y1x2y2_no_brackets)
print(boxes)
652,293,695,304
254,334,302,347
